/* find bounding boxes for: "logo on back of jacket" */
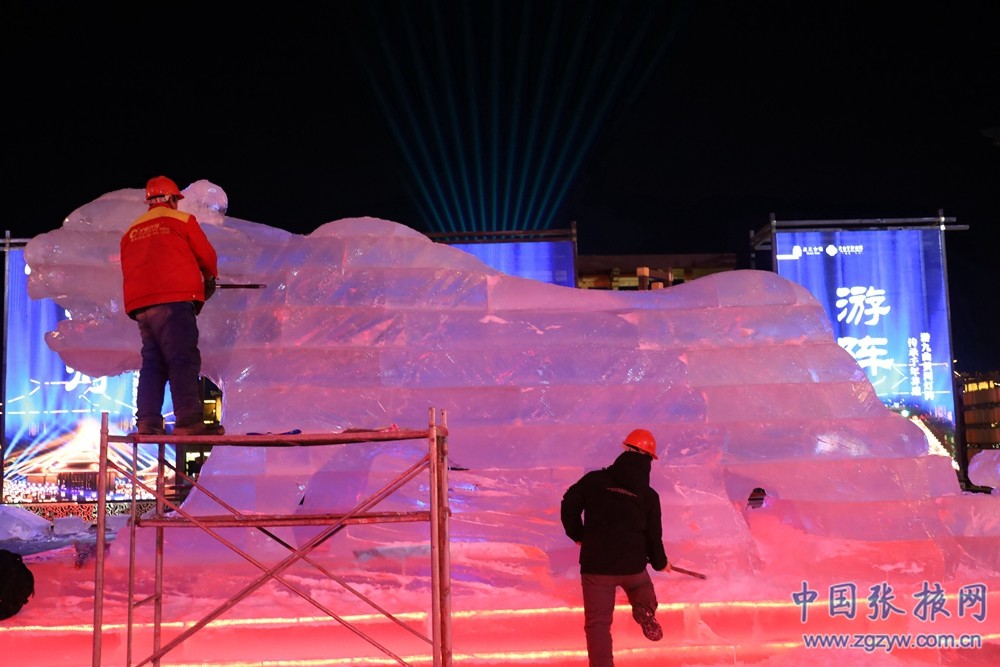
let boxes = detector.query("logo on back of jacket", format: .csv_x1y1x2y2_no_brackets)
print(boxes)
608,486,638,498
129,222,170,242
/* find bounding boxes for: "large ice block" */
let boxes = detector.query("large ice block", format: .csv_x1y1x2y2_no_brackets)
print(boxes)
23,180,996,589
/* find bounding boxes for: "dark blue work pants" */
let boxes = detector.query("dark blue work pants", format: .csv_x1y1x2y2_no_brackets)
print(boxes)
580,570,658,667
134,301,203,429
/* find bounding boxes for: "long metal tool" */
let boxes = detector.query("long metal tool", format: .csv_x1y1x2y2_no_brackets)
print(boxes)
671,565,707,579
217,283,267,289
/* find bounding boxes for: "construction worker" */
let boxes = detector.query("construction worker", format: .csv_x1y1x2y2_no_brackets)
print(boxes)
560,428,670,666
120,175,224,436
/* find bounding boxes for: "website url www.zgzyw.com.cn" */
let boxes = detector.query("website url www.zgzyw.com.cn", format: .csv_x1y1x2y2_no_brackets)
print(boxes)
803,632,983,653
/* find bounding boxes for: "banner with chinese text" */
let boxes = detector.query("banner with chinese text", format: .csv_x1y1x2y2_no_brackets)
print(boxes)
775,228,956,436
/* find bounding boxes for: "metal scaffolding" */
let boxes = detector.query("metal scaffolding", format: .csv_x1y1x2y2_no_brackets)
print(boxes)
92,408,452,666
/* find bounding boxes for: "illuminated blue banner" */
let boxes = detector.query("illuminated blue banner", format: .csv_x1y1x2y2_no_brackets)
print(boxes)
452,240,576,287
2,247,169,503
775,228,956,432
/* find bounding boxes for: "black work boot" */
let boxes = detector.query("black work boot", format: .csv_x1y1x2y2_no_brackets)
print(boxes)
135,418,166,435
635,606,663,642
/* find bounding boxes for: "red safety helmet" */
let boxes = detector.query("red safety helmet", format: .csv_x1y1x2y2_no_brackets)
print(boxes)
623,428,658,459
145,175,184,201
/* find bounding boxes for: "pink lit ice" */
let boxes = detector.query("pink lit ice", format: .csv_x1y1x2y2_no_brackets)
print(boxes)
5,180,998,665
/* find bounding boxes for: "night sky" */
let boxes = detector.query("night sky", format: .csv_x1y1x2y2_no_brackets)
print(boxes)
6,2,998,370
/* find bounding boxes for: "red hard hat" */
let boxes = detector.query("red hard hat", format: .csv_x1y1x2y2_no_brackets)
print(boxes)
145,175,184,201
623,428,658,459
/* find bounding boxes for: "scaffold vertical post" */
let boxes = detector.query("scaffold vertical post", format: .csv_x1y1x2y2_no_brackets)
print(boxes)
438,409,452,666
428,408,441,665
153,441,167,664
93,412,110,667
127,440,138,665
428,407,453,667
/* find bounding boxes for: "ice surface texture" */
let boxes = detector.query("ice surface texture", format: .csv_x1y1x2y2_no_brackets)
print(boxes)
25,180,997,590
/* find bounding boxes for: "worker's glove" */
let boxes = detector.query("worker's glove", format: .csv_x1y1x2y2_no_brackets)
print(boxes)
204,275,217,301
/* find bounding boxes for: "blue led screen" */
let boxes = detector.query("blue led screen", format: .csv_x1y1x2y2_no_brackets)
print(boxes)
774,228,956,432
452,240,576,287
2,247,169,503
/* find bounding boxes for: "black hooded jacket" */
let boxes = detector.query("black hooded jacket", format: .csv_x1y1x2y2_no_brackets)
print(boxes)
560,450,668,575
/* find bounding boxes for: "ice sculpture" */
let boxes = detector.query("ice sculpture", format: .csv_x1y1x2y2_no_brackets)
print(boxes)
969,450,1000,488
24,180,998,601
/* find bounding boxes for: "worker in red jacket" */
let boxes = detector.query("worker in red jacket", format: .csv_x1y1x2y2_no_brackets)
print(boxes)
120,175,223,436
